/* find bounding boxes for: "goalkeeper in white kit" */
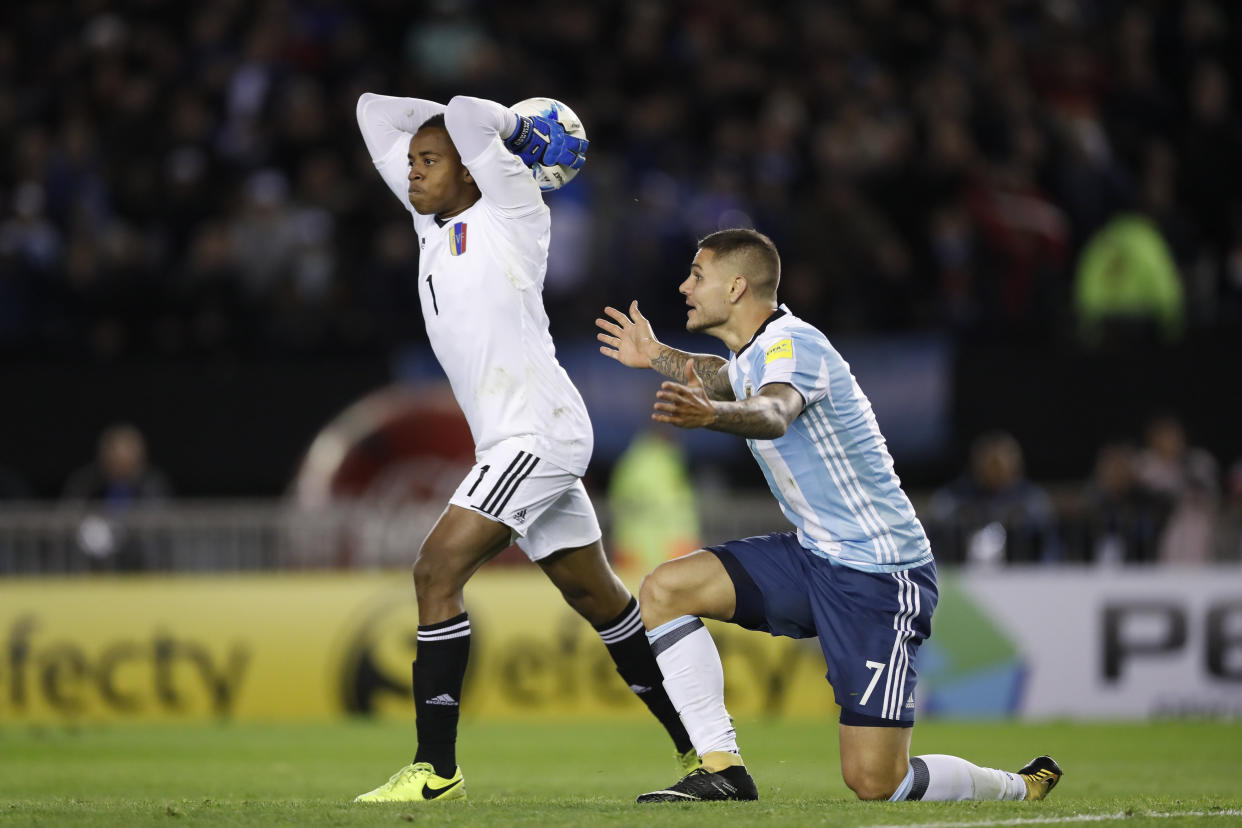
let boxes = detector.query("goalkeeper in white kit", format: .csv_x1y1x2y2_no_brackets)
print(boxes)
351,91,696,802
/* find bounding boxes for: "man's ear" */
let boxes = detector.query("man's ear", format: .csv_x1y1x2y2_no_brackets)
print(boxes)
462,168,475,185
729,275,750,304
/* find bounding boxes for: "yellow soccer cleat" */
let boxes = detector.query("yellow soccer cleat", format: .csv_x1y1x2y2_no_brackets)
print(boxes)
353,762,466,803
1017,755,1062,801
677,748,702,775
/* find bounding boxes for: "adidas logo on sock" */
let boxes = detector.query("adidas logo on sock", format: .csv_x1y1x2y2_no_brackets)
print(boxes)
425,694,459,706
629,684,653,694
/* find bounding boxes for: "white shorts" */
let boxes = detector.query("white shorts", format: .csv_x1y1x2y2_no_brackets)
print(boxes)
448,438,602,562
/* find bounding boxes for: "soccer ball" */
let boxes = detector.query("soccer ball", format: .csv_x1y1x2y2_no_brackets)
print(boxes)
511,97,587,192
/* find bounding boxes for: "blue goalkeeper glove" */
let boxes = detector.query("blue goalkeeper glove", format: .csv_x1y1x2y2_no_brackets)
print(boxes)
503,110,588,170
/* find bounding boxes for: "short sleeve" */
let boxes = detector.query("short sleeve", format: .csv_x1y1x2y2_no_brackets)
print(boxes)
754,330,829,407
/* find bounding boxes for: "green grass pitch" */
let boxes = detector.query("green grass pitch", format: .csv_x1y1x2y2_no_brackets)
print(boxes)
3,719,1240,826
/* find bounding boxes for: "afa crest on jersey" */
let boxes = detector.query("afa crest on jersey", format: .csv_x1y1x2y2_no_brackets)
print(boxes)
450,222,467,256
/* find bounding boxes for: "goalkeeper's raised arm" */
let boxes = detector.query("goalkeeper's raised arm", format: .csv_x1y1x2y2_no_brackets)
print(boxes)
445,95,588,213
355,92,587,219
355,93,446,211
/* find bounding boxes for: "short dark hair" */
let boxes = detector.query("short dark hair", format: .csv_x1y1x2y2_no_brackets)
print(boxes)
418,113,446,131
697,228,781,299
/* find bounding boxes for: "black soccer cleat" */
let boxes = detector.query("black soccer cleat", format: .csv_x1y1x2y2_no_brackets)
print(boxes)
1017,755,1062,800
636,766,759,803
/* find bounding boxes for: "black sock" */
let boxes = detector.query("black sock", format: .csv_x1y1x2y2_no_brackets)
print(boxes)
412,613,470,778
595,596,694,754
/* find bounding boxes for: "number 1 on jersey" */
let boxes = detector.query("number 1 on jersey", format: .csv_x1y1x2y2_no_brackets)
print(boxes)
426,274,438,314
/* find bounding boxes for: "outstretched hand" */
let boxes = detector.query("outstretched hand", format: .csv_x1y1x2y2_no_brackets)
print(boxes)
596,300,660,369
652,358,717,430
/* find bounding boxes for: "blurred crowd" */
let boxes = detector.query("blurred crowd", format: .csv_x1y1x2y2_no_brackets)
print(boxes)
2,1,1241,566
925,415,1242,565
1,0,1240,360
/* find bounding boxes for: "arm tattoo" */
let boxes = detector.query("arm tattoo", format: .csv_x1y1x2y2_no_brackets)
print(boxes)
706,384,802,439
651,347,735,401
649,346,692,382
707,398,787,439
694,359,734,400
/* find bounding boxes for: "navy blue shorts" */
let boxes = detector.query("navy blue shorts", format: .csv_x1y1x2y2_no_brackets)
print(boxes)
707,531,938,727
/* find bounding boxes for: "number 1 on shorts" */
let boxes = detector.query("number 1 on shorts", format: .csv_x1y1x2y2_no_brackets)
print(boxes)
467,464,490,497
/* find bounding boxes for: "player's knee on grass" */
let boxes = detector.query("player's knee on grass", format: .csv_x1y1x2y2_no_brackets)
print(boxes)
843,772,901,801
841,756,908,801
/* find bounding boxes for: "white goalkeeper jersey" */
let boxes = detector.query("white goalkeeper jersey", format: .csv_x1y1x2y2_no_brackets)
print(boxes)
356,93,593,476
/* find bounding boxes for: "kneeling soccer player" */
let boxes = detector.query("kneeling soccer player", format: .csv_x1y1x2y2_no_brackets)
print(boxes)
596,228,1062,804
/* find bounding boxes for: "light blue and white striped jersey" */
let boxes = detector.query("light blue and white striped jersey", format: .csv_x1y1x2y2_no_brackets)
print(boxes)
728,306,933,573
